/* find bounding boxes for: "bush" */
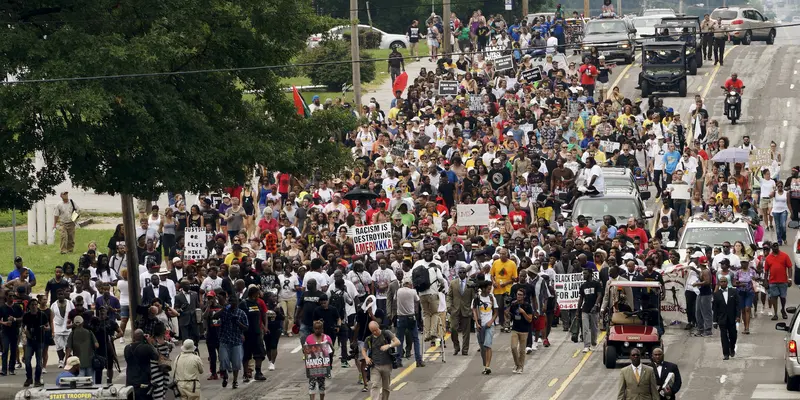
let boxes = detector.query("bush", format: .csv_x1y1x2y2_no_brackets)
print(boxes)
342,28,383,49
300,39,376,91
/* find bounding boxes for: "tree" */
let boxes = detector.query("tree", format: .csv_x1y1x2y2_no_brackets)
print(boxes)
302,39,376,91
0,0,354,200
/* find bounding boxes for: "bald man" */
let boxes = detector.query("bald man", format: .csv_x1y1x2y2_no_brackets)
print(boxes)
362,321,400,400
124,329,160,400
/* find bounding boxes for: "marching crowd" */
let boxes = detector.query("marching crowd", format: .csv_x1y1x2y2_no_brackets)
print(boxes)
4,6,799,400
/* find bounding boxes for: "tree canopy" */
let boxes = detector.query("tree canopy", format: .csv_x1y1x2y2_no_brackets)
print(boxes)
0,0,354,204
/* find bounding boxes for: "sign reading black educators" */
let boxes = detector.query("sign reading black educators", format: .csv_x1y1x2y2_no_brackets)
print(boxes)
553,272,600,310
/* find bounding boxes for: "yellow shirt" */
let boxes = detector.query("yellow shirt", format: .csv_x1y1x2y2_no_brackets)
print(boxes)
490,259,518,295
224,252,245,266
590,115,603,127
714,191,740,207
616,113,632,127
388,107,401,120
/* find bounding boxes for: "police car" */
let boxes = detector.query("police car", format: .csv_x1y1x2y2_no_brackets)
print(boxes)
15,377,133,400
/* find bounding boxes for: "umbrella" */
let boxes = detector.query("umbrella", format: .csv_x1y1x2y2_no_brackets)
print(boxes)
343,186,379,201
711,148,750,163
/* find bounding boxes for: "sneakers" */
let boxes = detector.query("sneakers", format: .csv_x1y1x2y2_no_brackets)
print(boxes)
416,361,426,367
268,362,276,371
340,361,349,368
34,381,44,387
9,370,15,375
58,360,65,368
531,342,538,351
517,367,524,374
525,347,532,354
254,373,266,381
232,380,238,389
41,368,47,374
512,367,519,374
543,339,551,347
481,367,492,375
582,347,590,353
208,374,218,380
15,362,22,369
287,332,293,337
243,375,251,384
23,379,32,387
120,337,125,344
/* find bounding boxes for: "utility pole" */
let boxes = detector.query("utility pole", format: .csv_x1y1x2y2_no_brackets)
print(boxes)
350,0,362,113
522,0,528,21
584,0,590,18
443,0,451,54
618,0,622,16
679,0,684,14
121,194,141,339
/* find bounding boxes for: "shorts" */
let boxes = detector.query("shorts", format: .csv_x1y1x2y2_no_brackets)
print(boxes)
759,197,773,209
120,306,130,318
309,377,326,394
265,327,282,350
428,39,439,47
244,332,266,360
357,341,366,361
531,315,547,332
769,282,788,298
219,343,244,372
477,326,494,348
738,290,755,309
54,334,69,352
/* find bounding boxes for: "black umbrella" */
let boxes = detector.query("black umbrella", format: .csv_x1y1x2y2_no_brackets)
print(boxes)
343,186,379,201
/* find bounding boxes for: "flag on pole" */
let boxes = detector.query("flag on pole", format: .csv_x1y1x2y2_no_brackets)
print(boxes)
292,86,310,117
392,72,409,95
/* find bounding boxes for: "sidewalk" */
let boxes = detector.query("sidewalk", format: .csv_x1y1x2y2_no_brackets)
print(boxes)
362,56,435,108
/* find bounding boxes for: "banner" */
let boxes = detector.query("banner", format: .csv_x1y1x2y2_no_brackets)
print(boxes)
553,272,599,310
660,265,688,324
184,227,206,261
304,342,333,378
748,148,772,171
494,55,514,72
353,223,394,255
438,80,459,96
456,204,490,226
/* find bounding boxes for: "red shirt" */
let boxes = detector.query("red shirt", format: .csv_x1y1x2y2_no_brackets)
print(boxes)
258,217,279,235
766,251,792,284
508,210,528,230
697,149,709,161
724,78,744,92
277,173,291,194
575,225,593,237
579,65,598,86
626,227,649,251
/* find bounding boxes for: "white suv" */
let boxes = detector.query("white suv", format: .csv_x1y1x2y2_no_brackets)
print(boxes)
710,7,776,45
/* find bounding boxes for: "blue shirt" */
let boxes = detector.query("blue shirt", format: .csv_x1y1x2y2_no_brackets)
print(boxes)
663,150,681,174
7,268,34,282
56,371,78,386
219,305,248,345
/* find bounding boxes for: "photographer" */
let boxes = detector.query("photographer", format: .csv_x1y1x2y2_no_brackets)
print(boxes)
362,321,400,400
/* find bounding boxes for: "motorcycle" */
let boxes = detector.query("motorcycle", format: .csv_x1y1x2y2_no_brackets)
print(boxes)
720,85,745,124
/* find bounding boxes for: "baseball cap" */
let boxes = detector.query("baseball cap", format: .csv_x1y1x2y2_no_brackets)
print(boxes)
65,356,81,368
14,256,22,262
206,290,216,297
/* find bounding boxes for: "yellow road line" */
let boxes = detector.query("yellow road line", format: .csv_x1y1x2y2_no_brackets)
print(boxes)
366,333,452,400
549,331,607,400
701,45,738,98
549,378,559,387
394,382,408,391
572,348,580,358
609,53,641,90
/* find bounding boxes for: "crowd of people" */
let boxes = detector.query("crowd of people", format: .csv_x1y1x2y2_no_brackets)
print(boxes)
3,6,799,400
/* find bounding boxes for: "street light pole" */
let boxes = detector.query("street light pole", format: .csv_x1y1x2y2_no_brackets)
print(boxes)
121,194,141,339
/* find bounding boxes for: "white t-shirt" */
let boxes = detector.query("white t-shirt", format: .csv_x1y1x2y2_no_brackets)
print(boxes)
712,253,742,269
475,292,497,326
117,280,130,306
347,271,373,297
371,268,397,300
278,273,300,301
589,164,605,192
760,178,776,198
303,271,330,290
200,276,223,292
70,291,94,308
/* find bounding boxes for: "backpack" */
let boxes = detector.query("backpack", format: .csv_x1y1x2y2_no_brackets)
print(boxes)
412,265,433,292
329,289,346,314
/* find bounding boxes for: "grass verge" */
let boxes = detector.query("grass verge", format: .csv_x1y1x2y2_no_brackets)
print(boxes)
0,210,26,228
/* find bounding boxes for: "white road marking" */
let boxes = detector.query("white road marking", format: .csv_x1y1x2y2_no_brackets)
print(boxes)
624,74,629,79
751,383,800,399
720,374,728,384
795,70,798,75
291,345,302,353
792,84,796,90
784,121,789,127
789,101,792,108
780,141,785,149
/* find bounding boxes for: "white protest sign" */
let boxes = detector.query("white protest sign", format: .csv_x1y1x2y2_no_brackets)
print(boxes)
184,227,206,260
456,204,490,226
599,140,620,153
667,184,691,200
352,223,394,255
553,272,599,310
660,265,688,324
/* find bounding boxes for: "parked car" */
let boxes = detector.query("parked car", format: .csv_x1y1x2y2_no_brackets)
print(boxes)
307,25,410,50
710,6,777,45
776,306,800,390
630,15,669,42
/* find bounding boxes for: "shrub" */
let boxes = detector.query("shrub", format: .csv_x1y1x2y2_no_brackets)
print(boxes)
342,28,383,49
300,39,376,91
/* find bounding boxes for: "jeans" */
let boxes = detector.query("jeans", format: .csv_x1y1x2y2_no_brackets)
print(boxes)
773,211,788,244
24,343,43,382
1,332,18,372
495,293,508,328
654,170,665,197
219,343,243,372
396,316,422,363
207,342,219,374
581,312,599,347
696,294,713,335
79,367,95,383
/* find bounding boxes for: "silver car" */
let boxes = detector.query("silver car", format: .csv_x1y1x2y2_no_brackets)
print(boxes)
777,306,800,390
710,7,777,45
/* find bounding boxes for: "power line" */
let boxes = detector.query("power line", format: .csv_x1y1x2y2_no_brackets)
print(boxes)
2,23,796,85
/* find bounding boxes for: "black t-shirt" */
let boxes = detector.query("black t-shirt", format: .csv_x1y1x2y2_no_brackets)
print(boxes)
509,303,533,332
22,311,49,343
206,306,223,343
438,181,456,208
139,249,162,267
655,227,678,243
356,307,387,341
202,208,220,228
299,290,323,327
0,304,22,335
579,280,603,313
239,299,262,335
489,168,511,190
312,306,340,334
45,278,71,305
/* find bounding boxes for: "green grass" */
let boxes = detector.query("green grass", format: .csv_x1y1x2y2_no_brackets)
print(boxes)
0,210,26,228
0,229,114,288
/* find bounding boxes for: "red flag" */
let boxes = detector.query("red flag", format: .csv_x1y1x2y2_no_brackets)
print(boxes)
292,86,310,117
392,72,408,95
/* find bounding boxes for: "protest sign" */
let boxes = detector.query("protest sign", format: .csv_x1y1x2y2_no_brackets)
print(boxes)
667,184,691,200
456,204,490,226
304,342,333,378
469,96,483,112
494,55,514,72
264,233,278,253
553,272,600,310
184,227,206,260
438,80,459,96
599,140,621,153
485,45,505,61
748,148,772,170
661,265,688,324
353,223,394,255
520,67,542,83
391,138,409,156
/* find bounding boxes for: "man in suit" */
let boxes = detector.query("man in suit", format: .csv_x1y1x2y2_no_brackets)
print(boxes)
446,267,475,356
618,348,660,400
712,276,740,360
652,347,682,400
142,273,172,307
174,279,200,346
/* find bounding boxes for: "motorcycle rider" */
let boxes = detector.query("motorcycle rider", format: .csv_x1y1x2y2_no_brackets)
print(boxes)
723,73,744,123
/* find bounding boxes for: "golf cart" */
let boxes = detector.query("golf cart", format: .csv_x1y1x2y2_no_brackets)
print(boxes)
655,16,704,73
603,280,664,369
639,42,688,97
15,377,134,399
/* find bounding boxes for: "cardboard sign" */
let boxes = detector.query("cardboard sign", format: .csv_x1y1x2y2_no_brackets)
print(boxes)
599,140,621,153
494,55,514,72
438,80,459,96
264,233,278,253
469,96,483,112
667,184,691,200
352,223,394,255
520,67,542,83
456,204,490,226
184,227,206,261
553,272,599,310
748,148,772,170
304,342,333,378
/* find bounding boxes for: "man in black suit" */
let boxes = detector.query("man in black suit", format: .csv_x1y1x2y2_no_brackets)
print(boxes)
174,279,200,345
652,347,682,400
142,273,172,307
712,276,740,360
